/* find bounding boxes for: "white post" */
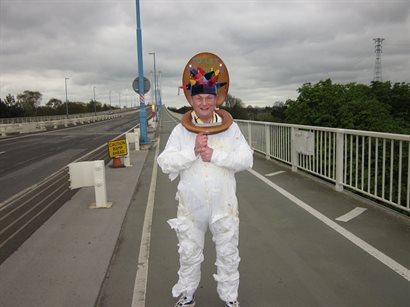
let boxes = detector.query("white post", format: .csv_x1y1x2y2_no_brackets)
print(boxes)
335,130,344,192
247,122,252,148
68,160,112,208
124,134,132,167
134,128,140,151
291,127,298,172
93,160,112,208
265,124,271,160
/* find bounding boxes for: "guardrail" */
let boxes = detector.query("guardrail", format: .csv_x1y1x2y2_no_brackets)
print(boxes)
0,108,136,124
166,108,409,213
0,114,124,137
236,120,410,213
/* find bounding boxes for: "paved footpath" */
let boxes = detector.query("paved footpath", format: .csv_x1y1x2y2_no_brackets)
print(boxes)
0,108,409,307
99,109,410,307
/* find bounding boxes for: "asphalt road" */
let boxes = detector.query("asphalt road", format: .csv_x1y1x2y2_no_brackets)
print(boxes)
0,111,141,202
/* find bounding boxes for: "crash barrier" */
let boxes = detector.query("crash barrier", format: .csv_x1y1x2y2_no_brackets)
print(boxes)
69,161,111,208
166,108,409,213
66,128,141,208
0,108,136,124
0,124,140,264
0,114,121,136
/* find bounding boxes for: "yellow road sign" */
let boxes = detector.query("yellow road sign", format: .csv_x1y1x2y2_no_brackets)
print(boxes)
107,139,128,158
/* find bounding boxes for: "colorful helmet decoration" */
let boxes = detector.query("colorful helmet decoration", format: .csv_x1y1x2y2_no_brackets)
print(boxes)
180,52,229,106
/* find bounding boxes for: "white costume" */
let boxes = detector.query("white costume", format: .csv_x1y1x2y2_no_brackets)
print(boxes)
157,121,253,302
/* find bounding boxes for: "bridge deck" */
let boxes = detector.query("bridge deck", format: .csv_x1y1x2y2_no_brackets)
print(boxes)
0,109,409,307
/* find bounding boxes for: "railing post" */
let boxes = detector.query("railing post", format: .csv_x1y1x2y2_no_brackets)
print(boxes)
335,130,344,192
265,124,270,160
291,127,298,172
247,122,252,149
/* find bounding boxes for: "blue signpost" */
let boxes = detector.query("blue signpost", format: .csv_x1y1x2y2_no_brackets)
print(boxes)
135,0,150,144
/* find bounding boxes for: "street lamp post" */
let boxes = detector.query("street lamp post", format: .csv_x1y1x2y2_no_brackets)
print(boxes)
135,0,150,144
157,70,162,115
148,52,158,122
93,86,96,116
65,77,69,118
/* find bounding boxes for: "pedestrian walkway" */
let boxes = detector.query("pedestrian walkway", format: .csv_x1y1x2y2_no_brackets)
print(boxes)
0,108,409,307
138,109,410,307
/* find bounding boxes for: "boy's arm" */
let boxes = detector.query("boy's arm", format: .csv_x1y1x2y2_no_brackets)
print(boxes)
157,126,198,180
211,124,253,172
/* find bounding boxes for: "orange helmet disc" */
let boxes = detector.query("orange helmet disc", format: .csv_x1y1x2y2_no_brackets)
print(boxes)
181,52,229,106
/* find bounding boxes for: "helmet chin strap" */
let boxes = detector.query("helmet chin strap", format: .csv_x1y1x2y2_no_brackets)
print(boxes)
181,109,233,134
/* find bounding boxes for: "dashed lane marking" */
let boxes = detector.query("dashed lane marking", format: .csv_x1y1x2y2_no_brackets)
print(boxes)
336,207,367,222
265,171,285,177
248,168,410,283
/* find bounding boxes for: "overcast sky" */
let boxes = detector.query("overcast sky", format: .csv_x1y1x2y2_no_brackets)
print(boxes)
0,0,409,109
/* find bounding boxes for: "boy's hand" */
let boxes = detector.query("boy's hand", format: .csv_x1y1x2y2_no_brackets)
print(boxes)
194,133,208,156
200,146,213,162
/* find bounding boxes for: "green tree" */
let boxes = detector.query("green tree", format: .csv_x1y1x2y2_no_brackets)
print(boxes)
46,98,63,109
224,93,243,108
67,101,87,114
370,81,410,133
86,100,102,113
270,101,287,122
221,93,248,119
246,105,257,120
285,79,407,133
338,96,393,131
286,79,347,127
0,98,7,117
17,90,42,116
0,94,25,117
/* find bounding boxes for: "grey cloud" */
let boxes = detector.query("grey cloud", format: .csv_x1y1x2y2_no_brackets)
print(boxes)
1,0,409,107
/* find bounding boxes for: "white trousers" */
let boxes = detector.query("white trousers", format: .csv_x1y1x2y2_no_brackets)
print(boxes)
168,203,240,302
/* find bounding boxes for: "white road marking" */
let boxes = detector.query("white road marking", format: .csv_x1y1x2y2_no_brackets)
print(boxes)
0,151,5,155
265,171,285,177
131,138,160,307
248,168,410,283
336,207,367,222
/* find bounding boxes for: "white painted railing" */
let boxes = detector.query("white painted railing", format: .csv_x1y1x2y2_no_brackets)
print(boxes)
165,108,410,213
0,108,137,124
0,114,120,136
236,120,410,213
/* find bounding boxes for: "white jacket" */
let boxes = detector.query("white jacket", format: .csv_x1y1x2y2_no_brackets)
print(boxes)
157,122,253,223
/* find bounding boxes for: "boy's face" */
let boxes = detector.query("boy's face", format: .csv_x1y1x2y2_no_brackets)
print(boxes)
190,94,217,123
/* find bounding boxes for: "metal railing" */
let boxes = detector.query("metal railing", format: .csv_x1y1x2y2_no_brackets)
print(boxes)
165,108,410,212
236,120,410,213
0,108,136,124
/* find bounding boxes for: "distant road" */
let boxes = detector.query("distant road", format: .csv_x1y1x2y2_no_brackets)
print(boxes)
0,111,141,202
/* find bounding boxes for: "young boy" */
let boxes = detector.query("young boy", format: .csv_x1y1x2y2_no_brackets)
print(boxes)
157,53,253,307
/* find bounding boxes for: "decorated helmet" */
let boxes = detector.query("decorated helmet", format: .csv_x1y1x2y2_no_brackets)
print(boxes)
180,52,229,106
179,52,233,134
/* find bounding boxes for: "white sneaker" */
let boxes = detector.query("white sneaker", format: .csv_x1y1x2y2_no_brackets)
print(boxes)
225,301,240,307
175,295,196,307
